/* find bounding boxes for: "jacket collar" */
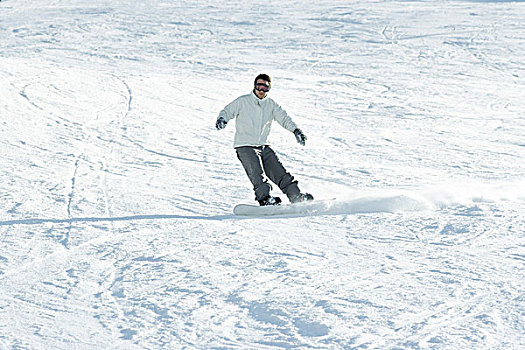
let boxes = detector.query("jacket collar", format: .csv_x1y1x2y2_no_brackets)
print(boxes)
251,90,267,103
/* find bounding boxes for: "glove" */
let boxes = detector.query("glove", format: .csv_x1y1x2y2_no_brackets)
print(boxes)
216,117,227,130
293,128,307,146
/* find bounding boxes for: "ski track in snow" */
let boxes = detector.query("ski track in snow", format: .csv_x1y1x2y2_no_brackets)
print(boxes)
1,0,525,349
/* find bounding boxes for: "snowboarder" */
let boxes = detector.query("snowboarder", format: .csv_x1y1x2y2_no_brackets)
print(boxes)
216,73,313,206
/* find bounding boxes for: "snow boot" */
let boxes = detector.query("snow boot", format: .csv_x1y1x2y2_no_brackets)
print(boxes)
258,196,282,206
290,193,314,204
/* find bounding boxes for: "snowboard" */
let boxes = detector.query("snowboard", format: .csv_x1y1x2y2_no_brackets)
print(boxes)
233,199,334,217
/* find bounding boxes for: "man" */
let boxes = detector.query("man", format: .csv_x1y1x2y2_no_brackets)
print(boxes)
216,73,313,206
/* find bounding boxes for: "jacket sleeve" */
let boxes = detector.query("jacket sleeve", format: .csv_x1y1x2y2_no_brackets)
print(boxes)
272,101,298,132
218,97,240,122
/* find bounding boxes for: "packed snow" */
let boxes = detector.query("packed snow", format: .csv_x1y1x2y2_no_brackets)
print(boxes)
1,0,524,348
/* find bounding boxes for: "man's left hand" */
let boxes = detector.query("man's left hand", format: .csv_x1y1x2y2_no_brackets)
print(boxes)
294,128,307,146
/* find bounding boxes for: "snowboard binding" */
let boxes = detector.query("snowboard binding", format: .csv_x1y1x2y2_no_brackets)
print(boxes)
258,196,282,206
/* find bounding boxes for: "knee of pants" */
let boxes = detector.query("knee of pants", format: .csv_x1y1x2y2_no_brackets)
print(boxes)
236,147,265,183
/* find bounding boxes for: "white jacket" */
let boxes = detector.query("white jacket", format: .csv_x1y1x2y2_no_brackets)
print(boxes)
218,92,298,148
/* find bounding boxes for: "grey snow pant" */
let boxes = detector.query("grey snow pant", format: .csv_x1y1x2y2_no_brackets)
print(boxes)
236,146,300,202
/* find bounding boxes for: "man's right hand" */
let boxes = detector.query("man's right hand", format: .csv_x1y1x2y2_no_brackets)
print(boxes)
216,117,227,130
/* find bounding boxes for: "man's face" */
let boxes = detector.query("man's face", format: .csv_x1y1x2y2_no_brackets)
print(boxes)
254,79,270,99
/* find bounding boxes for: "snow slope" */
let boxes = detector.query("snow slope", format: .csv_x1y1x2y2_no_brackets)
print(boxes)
1,0,524,348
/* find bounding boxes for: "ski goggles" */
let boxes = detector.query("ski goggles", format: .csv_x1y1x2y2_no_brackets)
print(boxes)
255,82,271,92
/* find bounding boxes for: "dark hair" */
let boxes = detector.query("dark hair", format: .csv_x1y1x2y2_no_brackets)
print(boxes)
254,73,271,88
